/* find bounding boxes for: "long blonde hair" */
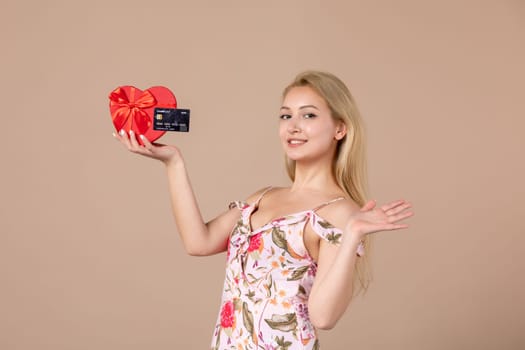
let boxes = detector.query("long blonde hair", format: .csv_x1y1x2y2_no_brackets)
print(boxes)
283,70,372,294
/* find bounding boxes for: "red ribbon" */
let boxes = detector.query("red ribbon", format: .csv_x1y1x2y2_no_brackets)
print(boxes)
109,87,157,135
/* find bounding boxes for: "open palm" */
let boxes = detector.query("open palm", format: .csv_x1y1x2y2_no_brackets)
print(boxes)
345,199,413,237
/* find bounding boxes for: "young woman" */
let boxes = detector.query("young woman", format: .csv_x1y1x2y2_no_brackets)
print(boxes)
113,71,413,349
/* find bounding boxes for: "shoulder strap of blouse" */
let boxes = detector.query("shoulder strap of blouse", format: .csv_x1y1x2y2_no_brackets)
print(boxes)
253,186,274,208
228,186,274,211
312,197,345,212
308,203,366,256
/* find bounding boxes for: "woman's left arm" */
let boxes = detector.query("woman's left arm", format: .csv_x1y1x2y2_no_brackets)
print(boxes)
308,199,413,330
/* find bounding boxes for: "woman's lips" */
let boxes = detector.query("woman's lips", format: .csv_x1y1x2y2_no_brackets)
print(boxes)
287,139,307,146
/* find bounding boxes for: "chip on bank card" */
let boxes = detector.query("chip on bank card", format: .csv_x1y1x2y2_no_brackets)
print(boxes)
153,108,190,132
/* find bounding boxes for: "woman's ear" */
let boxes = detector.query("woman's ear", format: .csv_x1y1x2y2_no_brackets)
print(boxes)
335,122,347,140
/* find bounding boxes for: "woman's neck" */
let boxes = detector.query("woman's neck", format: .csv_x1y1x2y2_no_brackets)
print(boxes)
290,157,339,194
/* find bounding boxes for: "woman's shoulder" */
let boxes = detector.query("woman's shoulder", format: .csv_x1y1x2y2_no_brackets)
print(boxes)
313,196,361,231
244,186,279,204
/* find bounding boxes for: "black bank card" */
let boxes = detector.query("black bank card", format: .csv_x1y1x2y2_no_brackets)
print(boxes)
153,108,190,132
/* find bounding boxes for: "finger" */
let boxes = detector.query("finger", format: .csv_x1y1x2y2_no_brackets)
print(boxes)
380,200,407,212
387,210,414,223
113,130,126,143
139,135,157,156
360,200,376,212
128,130,140,149
130,130,149,153
360,222,410,236
374,223,410,232
385,202,412,216
139,134,154,151
129,131,154,156
384,223,409,230
112,131,125,144
119,129,132,149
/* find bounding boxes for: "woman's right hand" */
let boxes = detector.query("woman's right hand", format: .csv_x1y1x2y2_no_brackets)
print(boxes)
113,129,182,166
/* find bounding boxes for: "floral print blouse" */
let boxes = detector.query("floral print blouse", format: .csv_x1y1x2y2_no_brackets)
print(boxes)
211,188,364,350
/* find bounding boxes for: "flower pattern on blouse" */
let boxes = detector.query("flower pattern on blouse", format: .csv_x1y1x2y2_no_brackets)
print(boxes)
211,188,364,350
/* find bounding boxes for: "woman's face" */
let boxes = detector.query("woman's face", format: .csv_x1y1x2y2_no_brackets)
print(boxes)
279,86,345,163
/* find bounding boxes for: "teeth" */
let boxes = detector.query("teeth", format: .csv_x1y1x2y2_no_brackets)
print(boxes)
289,140,305,144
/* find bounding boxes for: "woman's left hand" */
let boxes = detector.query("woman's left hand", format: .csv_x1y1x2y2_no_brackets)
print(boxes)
345,199,414,238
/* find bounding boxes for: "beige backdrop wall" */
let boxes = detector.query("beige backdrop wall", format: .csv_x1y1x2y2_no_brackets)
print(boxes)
1,0,524,349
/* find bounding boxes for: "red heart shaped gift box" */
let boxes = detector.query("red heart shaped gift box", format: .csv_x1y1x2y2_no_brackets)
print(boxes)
109,85,177,144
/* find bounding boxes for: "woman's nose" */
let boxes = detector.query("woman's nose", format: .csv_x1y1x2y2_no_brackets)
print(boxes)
287,116,302,133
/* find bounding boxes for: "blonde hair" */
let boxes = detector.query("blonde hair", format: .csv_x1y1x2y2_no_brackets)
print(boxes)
283,70,372,294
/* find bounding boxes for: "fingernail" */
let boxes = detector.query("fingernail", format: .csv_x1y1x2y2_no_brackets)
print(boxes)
112,132,116,138
129,130,134,135
139,135,145,139
119,129,125,136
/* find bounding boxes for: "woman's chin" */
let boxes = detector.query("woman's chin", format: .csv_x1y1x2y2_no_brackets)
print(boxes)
284,152,304,161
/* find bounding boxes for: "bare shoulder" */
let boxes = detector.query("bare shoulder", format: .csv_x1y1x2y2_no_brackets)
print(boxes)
315,197,361,230
244,186,278,204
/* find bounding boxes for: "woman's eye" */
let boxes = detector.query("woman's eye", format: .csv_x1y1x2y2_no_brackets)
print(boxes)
279,114,292,120
304,113,317,119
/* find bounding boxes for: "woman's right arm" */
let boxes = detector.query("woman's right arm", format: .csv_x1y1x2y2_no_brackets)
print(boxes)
114,130,238,256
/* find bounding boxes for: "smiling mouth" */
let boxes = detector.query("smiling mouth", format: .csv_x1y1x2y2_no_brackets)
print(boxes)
288,139,307,145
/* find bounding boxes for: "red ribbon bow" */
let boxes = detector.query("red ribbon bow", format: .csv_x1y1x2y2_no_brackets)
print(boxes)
109,87,157,135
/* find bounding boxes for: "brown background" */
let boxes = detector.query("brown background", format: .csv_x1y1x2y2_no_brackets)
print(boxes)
1,0,524,349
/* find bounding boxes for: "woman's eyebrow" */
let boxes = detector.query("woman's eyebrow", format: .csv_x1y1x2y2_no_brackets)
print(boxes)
299,105,319,110
280,105,319,110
